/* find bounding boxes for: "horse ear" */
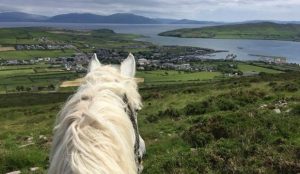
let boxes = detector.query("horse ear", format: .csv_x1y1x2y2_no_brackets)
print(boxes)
89,53,101,72
120,53,136,77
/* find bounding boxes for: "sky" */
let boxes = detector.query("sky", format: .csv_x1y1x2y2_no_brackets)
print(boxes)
0,0,299,22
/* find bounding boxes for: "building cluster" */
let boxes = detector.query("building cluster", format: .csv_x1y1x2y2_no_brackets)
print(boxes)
249,54,287,64
15,44,75,50
0,53,89,72
94,47,218,71
259,57,287,64
1,46,231,73
136,58,216,72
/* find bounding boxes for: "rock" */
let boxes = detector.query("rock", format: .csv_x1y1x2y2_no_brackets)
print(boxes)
285,108,292,113
26,136,33,143
248,112,254,117
19,142,34,148
30,167,40,172
273,109,281,114
275,100,288,108
39,135,47,141
190,148,197,152
259,104,268,109
6,171,21,174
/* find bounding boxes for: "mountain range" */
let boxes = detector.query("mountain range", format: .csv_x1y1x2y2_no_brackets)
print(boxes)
0,12,221,24
1,12,298,25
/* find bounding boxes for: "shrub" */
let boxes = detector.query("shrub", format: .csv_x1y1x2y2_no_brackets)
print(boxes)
216,98,238,111
182,129,214,147
292,104,300,115
284,83,298,92
158,107,181,118
272,83,298,92
268,81,277,87
145,114,159,123
184,89,266,116
184,102,207,115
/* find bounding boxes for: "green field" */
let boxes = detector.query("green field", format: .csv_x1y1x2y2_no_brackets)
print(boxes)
0,50,76,60
0,60,286,93
0,69,34,77
0,65,79,93
0,72,300,173
238,64,282,74
159,22,300,41
137,70,222,85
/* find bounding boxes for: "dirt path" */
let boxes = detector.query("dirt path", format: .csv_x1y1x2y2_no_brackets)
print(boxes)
0,47,16,51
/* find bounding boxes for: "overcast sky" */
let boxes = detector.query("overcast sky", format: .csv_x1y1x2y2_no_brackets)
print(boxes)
0,0,299,22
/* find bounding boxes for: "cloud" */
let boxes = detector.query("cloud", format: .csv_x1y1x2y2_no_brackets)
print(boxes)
0,0,299,21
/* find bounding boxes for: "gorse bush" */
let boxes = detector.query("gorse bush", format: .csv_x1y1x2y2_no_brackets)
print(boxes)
182,115,230,147
145,114,159,123
182,129,214,147
158,107,181,118
271,82,299,92
177,107,300,174
145,107,181,123
184,101,209,115
184,89,267,115
292,104,300,115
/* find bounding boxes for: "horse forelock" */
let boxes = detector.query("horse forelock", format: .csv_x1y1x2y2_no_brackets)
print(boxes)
49,65,142,174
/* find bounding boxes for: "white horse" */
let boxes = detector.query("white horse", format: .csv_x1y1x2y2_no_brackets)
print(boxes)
49,53,145,174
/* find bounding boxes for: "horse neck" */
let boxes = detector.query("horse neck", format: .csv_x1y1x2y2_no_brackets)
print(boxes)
49,78,138,174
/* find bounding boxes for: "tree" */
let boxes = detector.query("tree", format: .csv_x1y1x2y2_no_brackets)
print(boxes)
48,84,55,90
26,87,31,92
16,86,24,92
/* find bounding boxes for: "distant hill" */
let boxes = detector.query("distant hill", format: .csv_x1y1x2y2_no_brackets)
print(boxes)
0,12,221,24
47,13,159,24
171,19,221,24
153,18,178,24
159,22,300,41
154,18,221,24
0,12,48,22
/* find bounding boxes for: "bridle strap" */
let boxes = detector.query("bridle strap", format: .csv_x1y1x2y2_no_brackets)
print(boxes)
123,95,141,171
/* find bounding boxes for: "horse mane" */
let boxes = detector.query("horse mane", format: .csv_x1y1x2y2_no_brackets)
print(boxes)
48,65,142,174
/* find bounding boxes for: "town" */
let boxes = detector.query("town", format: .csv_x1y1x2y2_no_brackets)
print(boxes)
0,44,291,75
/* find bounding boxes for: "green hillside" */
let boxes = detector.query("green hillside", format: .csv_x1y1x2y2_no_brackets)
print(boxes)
159,22,300,41
1,71,300,173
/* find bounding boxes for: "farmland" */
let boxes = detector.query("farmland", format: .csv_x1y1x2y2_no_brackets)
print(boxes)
0,50,76,60
0,65,79,93
238,64,282,74
137,70,222,86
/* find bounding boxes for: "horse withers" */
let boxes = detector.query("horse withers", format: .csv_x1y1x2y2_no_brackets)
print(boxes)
49,53,145,174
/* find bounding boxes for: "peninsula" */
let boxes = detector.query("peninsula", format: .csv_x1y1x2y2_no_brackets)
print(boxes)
159,22,300,42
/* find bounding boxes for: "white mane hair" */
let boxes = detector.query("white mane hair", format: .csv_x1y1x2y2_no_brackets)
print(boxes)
49,53,145,174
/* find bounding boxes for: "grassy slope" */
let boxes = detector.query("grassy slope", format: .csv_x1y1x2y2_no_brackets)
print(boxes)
0,72,300,173
159,22,300,41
